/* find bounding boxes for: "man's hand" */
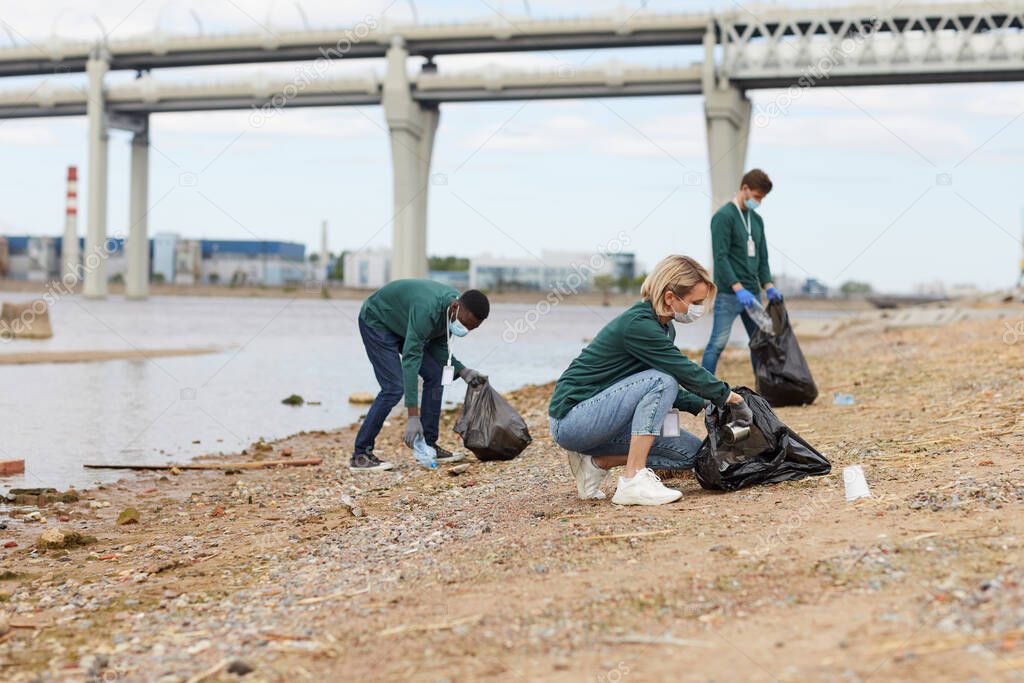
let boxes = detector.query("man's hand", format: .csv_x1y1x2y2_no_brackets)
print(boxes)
458,367,488,387
734,288,757,308
729,400,753,428
766,286,783,302
403,416,424,448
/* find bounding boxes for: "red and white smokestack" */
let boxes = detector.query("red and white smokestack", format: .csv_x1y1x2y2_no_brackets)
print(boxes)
62,165,80,283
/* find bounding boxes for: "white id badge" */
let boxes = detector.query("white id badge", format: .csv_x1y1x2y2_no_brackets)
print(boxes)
661,409,680,437
441,364,455,386
747,238,756,257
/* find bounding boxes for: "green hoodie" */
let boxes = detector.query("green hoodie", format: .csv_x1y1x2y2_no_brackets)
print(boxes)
548,299,731,420
360,279,466,408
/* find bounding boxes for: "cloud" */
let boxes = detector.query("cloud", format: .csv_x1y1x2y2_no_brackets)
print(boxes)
0,122,60,145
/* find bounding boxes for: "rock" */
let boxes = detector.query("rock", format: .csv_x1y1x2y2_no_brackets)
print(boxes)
22,511,44,523
2,541,16,548
38,527,65,547
280,448,293,457
282,394,305,406
448,464,471,476
38,528,98,550
211,506,225,517
117,507,141,525
348,392,375,404
0,615,9,636
227,659,255,676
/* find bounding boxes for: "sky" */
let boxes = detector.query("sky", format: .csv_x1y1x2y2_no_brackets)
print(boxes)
0,0,1021,293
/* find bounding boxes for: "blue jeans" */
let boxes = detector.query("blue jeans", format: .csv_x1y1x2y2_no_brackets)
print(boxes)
549,369,703,470
353,317,443,456
701,291,760,374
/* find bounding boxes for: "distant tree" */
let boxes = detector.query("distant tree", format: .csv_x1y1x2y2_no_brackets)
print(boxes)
840,280,873,297
309,253,320,264
429,255,470,272
331,251,345,281
592,274,615,306
152,273,166,284
617,273,633,294
208,272,220,284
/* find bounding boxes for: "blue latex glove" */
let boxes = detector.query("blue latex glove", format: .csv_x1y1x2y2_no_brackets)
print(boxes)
735,287,757,308
766,287,783,302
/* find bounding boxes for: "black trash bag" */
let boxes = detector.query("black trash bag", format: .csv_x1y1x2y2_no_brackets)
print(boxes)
694,387,830,491
748,299,818,407
453,380,532,461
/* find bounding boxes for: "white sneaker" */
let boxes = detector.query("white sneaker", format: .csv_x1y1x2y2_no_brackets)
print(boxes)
567,452,607,499
611,469,682,506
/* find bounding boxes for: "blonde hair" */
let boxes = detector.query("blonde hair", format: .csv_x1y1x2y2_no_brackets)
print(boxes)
640,255,716,317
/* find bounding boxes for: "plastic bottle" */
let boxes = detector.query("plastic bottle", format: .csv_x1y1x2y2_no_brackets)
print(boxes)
746,299,774,334
412,434,438,469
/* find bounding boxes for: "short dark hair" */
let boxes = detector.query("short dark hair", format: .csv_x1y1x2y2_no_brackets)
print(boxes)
741,168,773,194
459,289,490,321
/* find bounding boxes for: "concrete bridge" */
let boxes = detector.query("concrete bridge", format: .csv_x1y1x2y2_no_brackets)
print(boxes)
0,2,1021,298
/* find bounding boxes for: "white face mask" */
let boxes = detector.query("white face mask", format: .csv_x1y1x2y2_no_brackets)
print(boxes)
671,298,704,324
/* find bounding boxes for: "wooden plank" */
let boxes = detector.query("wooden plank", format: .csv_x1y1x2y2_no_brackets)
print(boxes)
83,458,321,471
0,459,25,475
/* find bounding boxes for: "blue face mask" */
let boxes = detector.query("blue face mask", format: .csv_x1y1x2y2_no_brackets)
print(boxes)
744,198,760,211
449,319,469,337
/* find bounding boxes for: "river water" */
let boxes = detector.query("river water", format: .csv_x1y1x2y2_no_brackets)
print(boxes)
0,293,842,493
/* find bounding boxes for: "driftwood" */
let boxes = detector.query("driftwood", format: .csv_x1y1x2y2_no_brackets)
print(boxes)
84,458,321,471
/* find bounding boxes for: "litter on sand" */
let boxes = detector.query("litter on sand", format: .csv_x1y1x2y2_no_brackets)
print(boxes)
843,464,872,501
694,387,830,492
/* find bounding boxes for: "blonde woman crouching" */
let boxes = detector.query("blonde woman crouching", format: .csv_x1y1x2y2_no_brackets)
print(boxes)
548,255,751,506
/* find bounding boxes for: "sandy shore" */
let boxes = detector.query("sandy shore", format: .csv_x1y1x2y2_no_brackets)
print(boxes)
0,347,220,365
1,312,1023,681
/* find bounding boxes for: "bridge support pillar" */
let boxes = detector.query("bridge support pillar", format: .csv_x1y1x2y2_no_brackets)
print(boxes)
703,84,751,211
83,48,110,299
126,115,150,300
383,37,436,282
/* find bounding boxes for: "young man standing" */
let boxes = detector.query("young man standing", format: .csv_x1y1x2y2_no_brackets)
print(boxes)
351,279,490,471
701,168,783,374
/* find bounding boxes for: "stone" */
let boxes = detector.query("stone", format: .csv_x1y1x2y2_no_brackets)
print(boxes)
117,507,141,525
227,659,255,676
447,464,471,476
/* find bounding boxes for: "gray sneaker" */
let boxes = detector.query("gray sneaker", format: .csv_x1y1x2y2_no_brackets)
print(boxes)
349,452,394,472
432,445,465,464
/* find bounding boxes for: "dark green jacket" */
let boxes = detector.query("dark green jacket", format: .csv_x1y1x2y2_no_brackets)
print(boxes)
711,201,772,294
359,279,465,408
548,300,731,420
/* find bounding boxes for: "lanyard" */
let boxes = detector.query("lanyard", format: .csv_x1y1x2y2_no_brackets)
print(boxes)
444,301,457,367
733,200,752,239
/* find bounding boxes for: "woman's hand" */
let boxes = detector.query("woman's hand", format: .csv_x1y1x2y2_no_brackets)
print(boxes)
726,391,743,405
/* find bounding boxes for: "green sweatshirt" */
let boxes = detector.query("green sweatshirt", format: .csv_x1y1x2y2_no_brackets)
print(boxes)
359,279,466,408
711,201,773,295
548,300,731,420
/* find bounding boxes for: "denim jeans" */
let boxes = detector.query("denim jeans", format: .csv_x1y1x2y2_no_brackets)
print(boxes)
700,291,760,374
549,369,703,470
353,317,443,456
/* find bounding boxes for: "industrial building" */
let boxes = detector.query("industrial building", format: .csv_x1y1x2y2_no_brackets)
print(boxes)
342,248,633,293
0,234,310,287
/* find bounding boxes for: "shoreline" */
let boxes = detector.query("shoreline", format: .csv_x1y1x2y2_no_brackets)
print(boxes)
0,314,1022,680
0,347,220,365
0,278,877,310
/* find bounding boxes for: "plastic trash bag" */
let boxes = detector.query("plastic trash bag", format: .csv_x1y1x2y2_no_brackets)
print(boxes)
453,380,532,461
748,299,819,406
694,387,830,491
